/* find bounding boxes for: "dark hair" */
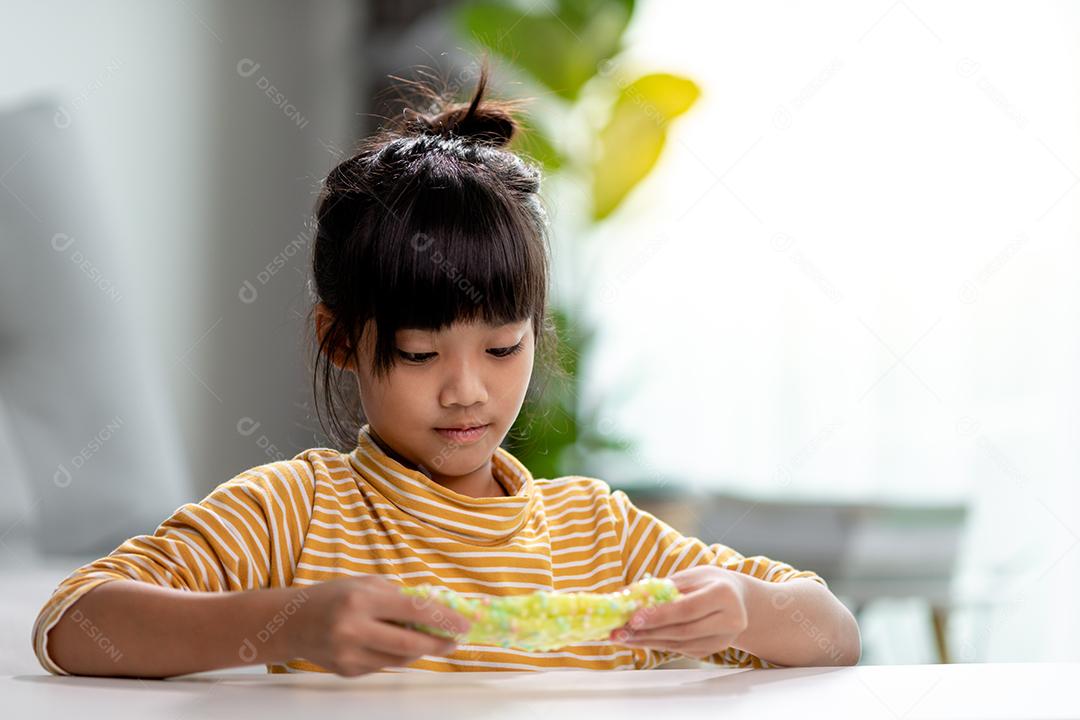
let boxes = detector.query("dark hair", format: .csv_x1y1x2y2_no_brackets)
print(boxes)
308,62,558,450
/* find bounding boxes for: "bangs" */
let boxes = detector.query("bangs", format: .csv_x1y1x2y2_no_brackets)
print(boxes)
359,149,547,373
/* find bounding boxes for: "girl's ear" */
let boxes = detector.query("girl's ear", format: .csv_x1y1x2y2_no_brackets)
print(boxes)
315,302,357,372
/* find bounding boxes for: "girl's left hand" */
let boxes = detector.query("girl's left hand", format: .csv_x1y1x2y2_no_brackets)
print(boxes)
609,566,750,659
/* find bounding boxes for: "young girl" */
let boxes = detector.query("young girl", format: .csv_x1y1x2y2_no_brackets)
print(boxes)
32,67,860,678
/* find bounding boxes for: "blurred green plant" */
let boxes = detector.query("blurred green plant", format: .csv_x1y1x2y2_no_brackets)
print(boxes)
590,72,701,219
503,306,629,482
457,0,699,480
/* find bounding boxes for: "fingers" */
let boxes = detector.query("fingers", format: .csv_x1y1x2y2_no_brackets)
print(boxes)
355,646,419,671
617,613,725,643
363,618,461,659
623,585,716,632
626,579,743,632
374,586,473,636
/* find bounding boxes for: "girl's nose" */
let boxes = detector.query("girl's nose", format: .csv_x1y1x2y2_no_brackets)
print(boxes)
439,360,489,408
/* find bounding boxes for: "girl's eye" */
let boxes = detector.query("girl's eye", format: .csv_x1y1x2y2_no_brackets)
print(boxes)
395,342,524,363
488,341,525,358
396,350,436,363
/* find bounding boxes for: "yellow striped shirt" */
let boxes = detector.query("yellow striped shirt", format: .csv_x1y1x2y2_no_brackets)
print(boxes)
32,424,828,674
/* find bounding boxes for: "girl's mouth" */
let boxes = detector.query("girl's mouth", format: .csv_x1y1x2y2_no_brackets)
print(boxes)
434,424,491,444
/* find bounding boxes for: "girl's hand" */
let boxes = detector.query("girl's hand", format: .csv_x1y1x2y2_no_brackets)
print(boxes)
609,566,750,659
285,576,472,677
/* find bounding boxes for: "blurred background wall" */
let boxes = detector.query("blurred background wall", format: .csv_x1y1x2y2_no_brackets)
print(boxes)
1,0,1078,672
0,0,365,556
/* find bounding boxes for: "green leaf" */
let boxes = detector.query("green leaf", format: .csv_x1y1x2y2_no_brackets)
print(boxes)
555,0,635,29
504,306,637,478
591,73,700,220
511,117,564,173
458,0,634,101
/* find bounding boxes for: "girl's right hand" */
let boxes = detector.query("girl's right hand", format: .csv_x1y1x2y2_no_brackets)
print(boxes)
284,575,472,677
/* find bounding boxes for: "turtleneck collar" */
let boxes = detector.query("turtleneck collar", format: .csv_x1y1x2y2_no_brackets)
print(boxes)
346,424,537,545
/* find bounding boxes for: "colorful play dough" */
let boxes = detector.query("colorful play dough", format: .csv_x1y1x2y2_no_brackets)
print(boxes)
397,575,681,651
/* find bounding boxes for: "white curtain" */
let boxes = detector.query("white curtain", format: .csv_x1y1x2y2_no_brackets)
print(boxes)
569,0,1080,662
0,0,363,556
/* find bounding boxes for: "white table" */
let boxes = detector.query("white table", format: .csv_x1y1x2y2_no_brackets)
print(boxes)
4,662,1077,719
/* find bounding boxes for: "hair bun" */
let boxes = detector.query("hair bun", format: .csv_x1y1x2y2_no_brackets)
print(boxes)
403,66,518,148
416,104,516,147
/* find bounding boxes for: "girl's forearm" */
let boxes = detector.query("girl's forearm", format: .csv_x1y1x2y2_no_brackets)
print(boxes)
730,575,861,667
45,579,307,678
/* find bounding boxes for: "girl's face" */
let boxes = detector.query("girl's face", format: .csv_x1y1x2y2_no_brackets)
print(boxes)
350,314,535,480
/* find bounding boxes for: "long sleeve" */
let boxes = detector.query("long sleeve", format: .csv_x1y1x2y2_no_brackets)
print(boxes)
31,459,316,675
609,489,828,669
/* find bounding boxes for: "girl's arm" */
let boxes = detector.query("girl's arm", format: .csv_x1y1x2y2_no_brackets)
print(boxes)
47,573,474,678
731,573,861,667
32,459,317,675
45,579,304,677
